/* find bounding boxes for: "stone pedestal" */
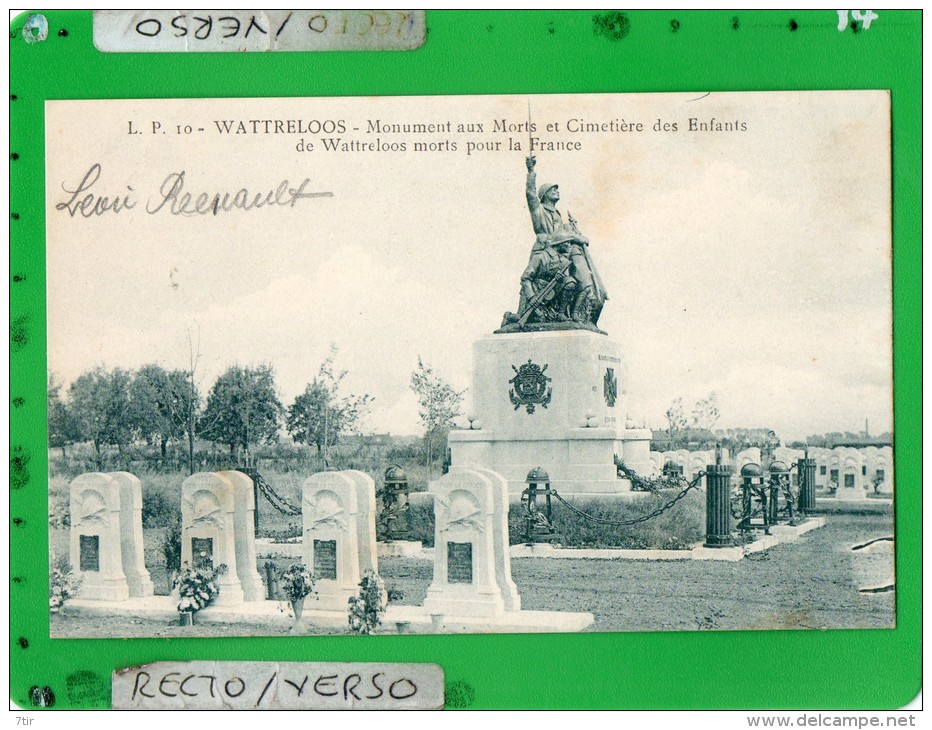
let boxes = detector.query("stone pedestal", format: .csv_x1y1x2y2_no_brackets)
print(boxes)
108,472,154,597
181,473,245,606
69,473,130,601
449,330,651,495
302,471,366,612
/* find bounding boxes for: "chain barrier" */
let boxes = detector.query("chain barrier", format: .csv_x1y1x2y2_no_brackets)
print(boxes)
254,472,302,516
549,470,705,527
616,461,692,495
731,496,756,523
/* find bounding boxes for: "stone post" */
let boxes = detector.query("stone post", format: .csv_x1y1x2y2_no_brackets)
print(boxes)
703,463,734,548
798,457,817,515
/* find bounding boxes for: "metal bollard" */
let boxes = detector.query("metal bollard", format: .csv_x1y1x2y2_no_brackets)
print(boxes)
522,467,558,543
382,464,414,541
739,463,764,532
768,461,789,526
798,457,817,515
704,463,735,547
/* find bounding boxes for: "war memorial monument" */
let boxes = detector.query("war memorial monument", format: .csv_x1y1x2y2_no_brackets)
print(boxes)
448,155,652,497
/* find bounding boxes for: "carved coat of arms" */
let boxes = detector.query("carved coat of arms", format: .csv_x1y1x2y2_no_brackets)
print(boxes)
604,367,618,408
509,359,552,414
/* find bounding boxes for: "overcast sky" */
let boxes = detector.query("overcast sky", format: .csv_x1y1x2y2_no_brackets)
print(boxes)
46,91,892,441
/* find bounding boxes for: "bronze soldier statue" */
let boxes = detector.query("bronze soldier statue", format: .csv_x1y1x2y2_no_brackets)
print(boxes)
502,156,607,330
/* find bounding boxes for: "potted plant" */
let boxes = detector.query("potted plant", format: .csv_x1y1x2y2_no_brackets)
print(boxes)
279,564,316,623
174,563,227,625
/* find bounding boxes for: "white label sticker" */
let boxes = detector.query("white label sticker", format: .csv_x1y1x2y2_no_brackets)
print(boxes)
112,661,444,710
93,10,426,52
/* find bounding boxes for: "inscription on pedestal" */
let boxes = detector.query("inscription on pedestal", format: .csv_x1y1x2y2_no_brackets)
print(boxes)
191,537,213,570
79,535,100,572
447,542,473,584
313,539,338,580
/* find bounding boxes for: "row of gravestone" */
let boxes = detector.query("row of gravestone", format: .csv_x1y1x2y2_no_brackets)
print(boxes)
648,445,894,494
68,467,522,619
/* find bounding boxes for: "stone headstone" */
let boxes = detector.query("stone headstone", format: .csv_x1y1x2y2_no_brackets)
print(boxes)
218,470,265,602
454,466,520,611
773,447,798,462
302,471,364,611
735,448,761,473
647,451,665,476
107,472,154,597
69,473,129,601
687,451,711,479
423,468,519,618
181,472,245,606
875,446,894,494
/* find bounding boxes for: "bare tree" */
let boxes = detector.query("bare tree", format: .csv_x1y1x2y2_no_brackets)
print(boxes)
691,392,721,431
410,357,465,476
166,326,212,475
664,398,688,448
287,345,373,464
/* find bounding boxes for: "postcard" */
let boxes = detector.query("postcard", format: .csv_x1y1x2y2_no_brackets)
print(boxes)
46,91,893,638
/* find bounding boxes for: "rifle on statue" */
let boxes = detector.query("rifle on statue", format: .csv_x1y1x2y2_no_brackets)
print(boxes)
517,258,573,327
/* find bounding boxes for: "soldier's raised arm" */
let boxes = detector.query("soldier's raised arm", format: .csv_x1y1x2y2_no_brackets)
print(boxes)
525,156,539,212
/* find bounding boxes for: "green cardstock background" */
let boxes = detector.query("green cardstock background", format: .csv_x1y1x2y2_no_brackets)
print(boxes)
9,9,921,710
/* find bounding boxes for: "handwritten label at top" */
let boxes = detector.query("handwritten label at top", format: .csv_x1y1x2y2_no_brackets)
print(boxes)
94,11,426,52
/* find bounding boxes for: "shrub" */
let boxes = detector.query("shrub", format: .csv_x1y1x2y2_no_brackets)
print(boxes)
385,442,422,462
161,520,182,575
142,488,179,528
48,499,70,529
406,501,435,547
348,571,386,635
49,556,80,613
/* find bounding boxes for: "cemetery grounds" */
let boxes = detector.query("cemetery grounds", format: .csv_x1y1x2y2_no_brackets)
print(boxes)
48,459,895,638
